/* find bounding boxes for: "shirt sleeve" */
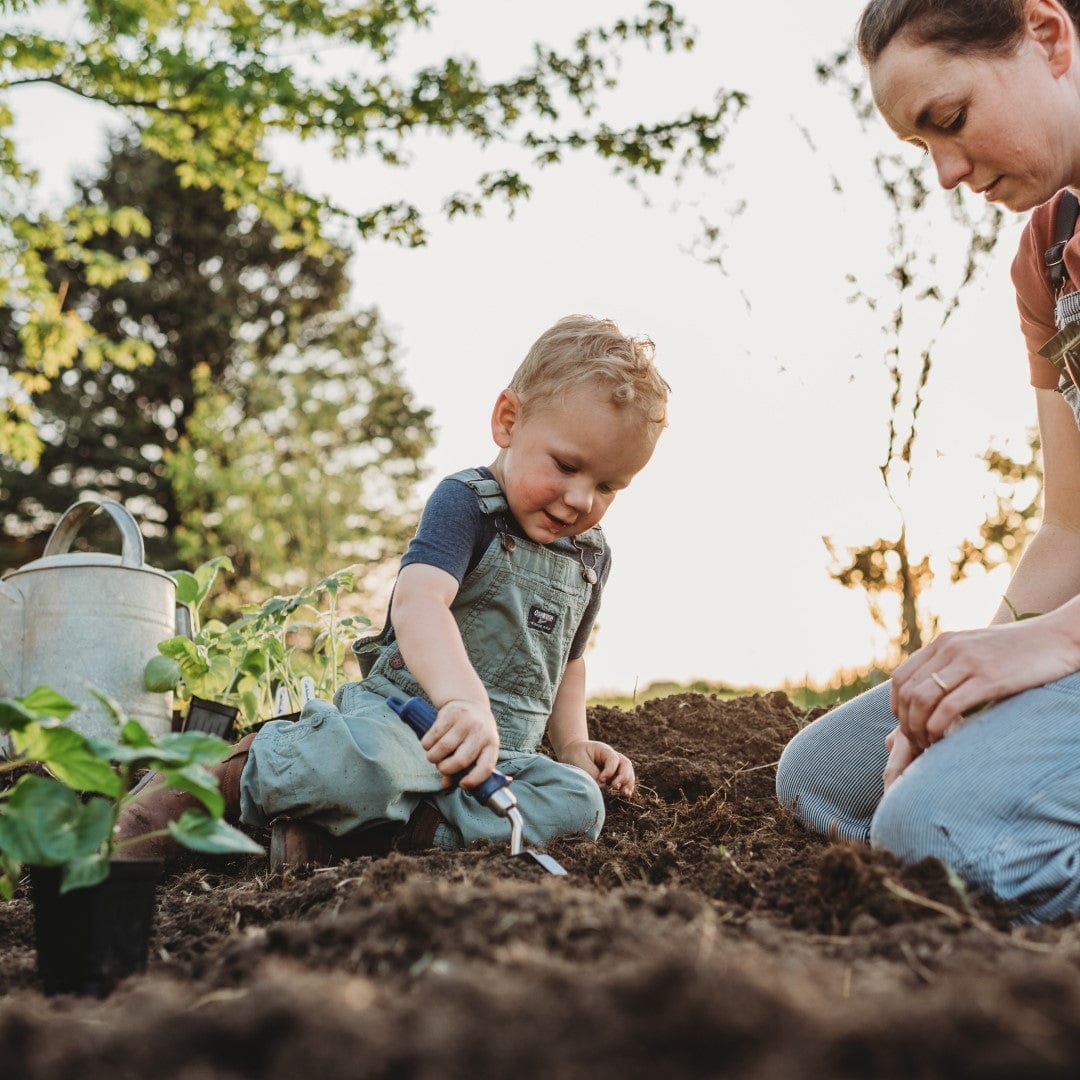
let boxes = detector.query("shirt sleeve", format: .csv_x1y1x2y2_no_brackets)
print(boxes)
1011,191,1073,390
399,478,487,583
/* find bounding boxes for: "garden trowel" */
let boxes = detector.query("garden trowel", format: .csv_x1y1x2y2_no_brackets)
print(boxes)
386,695,566,875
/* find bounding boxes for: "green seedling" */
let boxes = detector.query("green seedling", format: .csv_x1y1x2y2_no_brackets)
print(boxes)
0,686,262,897
145,559,370,729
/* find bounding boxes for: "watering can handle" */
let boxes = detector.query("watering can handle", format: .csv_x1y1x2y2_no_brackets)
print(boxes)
42,499,146,568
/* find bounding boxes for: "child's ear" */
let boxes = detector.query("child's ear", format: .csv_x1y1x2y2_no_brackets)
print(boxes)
491,389,521,448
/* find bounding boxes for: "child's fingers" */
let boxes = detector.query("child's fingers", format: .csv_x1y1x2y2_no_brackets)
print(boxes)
611,756,635,796
454,740,500,789
595,751,618,783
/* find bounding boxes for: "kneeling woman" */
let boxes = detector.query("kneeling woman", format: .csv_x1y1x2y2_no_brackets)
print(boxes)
778,0,1080,923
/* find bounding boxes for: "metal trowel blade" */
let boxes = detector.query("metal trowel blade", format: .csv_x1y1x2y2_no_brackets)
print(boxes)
519,849,567,875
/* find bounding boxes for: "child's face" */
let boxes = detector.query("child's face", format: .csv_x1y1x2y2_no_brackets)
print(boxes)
489,382,657,545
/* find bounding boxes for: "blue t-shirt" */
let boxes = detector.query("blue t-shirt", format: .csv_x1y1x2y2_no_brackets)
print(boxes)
395,467,611,661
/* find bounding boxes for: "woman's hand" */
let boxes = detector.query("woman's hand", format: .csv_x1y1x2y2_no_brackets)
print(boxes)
882,727,919,790
890,605,1080,750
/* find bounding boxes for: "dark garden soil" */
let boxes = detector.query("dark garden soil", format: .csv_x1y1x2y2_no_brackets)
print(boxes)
4,691,1080,1078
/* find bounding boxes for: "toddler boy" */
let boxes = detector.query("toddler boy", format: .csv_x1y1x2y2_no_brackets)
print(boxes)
118,314,669,864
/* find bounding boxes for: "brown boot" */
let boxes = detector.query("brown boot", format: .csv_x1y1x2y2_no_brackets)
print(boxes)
114,733,257,861
268,802,448,871
269,818,401,871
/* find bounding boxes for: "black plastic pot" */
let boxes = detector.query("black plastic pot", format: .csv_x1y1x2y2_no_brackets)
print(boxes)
183,696,240,740
30,859,163,997
250,710,301,733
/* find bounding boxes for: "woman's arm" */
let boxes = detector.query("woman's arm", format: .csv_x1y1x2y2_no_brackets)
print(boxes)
991,387,1080,621
891,388,1080,749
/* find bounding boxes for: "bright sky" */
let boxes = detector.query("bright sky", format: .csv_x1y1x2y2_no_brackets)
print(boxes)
7,2,1038,694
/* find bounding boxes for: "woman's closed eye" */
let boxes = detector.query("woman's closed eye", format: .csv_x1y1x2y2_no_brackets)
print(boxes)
942,108,966,133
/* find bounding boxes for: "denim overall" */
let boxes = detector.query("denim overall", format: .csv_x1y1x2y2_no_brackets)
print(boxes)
239,470,607,848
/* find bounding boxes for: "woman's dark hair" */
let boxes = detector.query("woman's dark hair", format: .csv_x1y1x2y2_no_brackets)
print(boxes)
857,0,1080,63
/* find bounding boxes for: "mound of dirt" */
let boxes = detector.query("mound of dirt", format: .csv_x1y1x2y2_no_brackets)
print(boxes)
2,692,1079,1078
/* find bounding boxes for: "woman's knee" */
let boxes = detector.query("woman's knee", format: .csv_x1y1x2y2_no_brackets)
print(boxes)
871,759,1080,922
775,722,822,812
775,683,896,842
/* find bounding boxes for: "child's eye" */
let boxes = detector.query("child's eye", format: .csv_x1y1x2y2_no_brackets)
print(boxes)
598,483,614,495
555,460,576,474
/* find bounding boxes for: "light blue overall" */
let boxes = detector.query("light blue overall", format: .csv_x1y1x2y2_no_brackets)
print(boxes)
238,471,606,849
775,678,1080,923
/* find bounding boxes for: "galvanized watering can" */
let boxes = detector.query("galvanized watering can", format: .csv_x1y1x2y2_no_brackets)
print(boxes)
0,499,178,742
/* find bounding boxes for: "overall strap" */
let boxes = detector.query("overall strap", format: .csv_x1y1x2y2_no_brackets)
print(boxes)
447,468,508,516
1045,190,1080,293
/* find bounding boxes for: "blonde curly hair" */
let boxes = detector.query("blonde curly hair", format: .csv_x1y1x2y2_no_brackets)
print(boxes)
509,315,669,433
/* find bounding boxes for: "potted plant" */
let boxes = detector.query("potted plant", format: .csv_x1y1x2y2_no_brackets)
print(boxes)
0,685,263,996
144,560,370,735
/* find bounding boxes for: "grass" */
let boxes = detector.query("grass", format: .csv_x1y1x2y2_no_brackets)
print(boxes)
587,665,891,713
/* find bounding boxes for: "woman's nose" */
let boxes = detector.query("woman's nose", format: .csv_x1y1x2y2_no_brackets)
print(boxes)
931,143,971,191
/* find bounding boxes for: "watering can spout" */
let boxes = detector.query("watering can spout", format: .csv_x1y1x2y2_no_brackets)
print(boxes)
0,576,22,702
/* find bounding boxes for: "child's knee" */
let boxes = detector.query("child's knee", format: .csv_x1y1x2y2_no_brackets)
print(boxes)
560,767,606,841
525,767,606,845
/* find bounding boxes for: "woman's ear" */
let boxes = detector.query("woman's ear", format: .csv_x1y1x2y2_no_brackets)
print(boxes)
1028,0,1074,76
490,389,521,449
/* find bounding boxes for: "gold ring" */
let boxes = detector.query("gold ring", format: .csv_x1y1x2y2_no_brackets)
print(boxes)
930,671,951,694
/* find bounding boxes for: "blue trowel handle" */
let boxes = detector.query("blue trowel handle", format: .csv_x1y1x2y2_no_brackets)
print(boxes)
386,695,514,807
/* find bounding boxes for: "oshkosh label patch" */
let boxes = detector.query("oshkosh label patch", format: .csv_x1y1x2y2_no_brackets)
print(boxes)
527,606,558,633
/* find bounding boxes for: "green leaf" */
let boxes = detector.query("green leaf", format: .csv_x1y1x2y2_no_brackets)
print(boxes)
0,698,39,733
172,569,201,606
0,777,113,865
60,852,110,893
0,853,21,900
19,687,79,720
156,730,230,765
192,556,233,606
0,686,79,731
120,718,155,748
144,654,182,693
86,686,126,730
155,764,223,818
158,636,201,664
11,725,122,797
168,810,263,855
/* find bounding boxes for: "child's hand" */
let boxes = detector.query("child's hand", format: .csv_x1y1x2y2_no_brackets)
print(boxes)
558,739,636,798
422,699,500,790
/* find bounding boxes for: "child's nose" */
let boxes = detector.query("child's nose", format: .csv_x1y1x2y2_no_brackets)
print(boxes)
564,481,593,514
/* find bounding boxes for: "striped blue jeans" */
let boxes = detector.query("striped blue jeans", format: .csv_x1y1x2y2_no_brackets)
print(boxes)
775,677,1080,923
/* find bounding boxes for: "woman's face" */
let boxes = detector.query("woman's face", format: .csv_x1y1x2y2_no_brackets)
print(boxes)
869,28,1078,212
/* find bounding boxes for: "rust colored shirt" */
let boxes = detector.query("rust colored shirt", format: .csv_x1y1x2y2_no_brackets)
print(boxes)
1011,188,1080,389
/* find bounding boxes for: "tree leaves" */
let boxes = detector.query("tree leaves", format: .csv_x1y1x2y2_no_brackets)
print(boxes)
1,2,739,465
